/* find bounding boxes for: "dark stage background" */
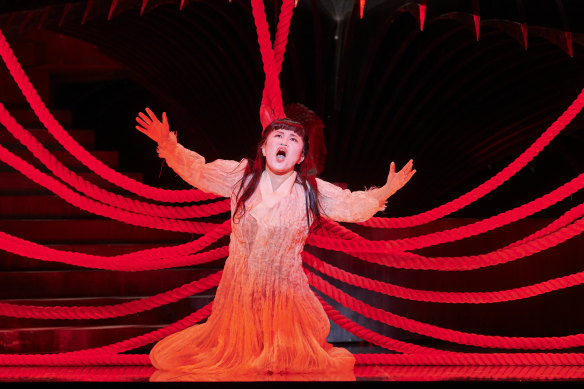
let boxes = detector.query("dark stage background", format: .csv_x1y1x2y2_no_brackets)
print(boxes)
1,0,584,351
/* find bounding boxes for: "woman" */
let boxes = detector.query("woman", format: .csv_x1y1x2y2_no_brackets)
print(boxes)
136,108,415,379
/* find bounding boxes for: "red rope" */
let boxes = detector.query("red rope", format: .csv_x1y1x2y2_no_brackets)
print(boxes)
84,304,213,355
260,0,295,109
0,1,582,369
0,143,217,233
0,28,214,203
309,272,584,350
321,298,584,366
309,215,584,271
251,0,293,118
0,220,230,270
309,172,584,254
0,272,220,319
0,354,151,367
0,303,212,365
354,353,584,366
360,86,584,228
0,366,154,380
2,352,584,367
0,103,230,218
352,365,584,380
304,252,584,303
509,201,584,248
316,295,446,354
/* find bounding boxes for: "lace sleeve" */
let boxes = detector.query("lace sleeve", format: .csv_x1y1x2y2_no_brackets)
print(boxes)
316,178,386,223
157,131,246,198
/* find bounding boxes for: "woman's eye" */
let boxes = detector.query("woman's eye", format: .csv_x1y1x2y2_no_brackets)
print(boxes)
290,138,298,142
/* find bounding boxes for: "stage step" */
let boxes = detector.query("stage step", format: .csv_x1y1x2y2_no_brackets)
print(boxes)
1,40,38,68
0,68,51,106
0,128,95,149
1,149,119,171
0,295,214,331
0,323,188,354
0,320,361,355
348,217,552,257
0,242,227,272
0,269,219,299
0,173,143,195
0,195,98,218
0,33,230,356
0,219,195,244
8,109,72,127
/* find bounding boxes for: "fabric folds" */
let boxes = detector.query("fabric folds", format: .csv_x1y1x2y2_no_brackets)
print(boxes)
150,137,384,380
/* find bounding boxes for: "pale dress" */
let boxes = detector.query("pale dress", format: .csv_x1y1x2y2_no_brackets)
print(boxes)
149,132,386,379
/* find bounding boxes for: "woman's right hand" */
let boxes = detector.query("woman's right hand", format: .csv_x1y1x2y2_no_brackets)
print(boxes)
135,107,170,144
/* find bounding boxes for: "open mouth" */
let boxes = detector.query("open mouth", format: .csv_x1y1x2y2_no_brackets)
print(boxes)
276,148,287,161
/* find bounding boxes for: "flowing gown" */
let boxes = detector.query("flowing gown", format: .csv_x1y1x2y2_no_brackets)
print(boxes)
149,133,386,379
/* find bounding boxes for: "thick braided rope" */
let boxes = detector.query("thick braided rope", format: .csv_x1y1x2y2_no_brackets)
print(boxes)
314,219,363,244
319,287,584,366
352,365,584,380
354,353,584,366
387,173,584,251
309,272,584,350
322,304,584,366
0,354,151,367
0,219,231,270
0,366,155,379
0,231,228,270
308,215,584,271
1,295,583,366
3,137,580,271
0,143,219,234
2,1,580,370
2,353,584,367
0,303,212,365
0,27,213,203
0,232,229,270
82,304,213,355
0,103,230,218
251,0,286,118
304,252,584,303
261,0,295,108
309,172,584,253
314,295,446,354
0,271,221,319
249,0,584,243
3,352,584,367
360,86,584,229
509,201,584,248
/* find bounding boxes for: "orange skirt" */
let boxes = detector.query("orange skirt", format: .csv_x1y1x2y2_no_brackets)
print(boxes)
149,254,355,380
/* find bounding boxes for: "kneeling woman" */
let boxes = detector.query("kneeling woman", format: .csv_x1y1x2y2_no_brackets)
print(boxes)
136,108,415,378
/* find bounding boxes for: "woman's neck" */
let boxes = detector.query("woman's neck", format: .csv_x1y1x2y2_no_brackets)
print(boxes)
264,167,295,191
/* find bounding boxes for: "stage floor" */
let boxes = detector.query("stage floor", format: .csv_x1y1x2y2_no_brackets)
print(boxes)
0,365,584,382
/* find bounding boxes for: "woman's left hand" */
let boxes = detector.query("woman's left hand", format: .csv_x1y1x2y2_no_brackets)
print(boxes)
383,159,416,199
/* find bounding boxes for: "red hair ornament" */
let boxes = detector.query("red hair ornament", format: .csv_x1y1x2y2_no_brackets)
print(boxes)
260,104,277,133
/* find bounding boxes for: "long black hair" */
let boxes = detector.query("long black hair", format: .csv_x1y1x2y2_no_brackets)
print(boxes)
233,118,321,230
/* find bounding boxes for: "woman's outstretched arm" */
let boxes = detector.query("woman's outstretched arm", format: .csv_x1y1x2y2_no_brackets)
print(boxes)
317,160,415,223
136,108,245,197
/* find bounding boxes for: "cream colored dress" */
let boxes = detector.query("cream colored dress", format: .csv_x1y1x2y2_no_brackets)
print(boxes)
149,133,385,379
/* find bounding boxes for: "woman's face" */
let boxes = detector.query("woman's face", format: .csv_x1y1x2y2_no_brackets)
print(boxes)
262,128,305,175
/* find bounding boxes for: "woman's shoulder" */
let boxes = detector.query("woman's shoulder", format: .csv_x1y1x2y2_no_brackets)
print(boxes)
207,157,248,173
314,176,344,194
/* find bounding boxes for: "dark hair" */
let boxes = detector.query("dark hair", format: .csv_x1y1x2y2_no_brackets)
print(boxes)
233,118,321,230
